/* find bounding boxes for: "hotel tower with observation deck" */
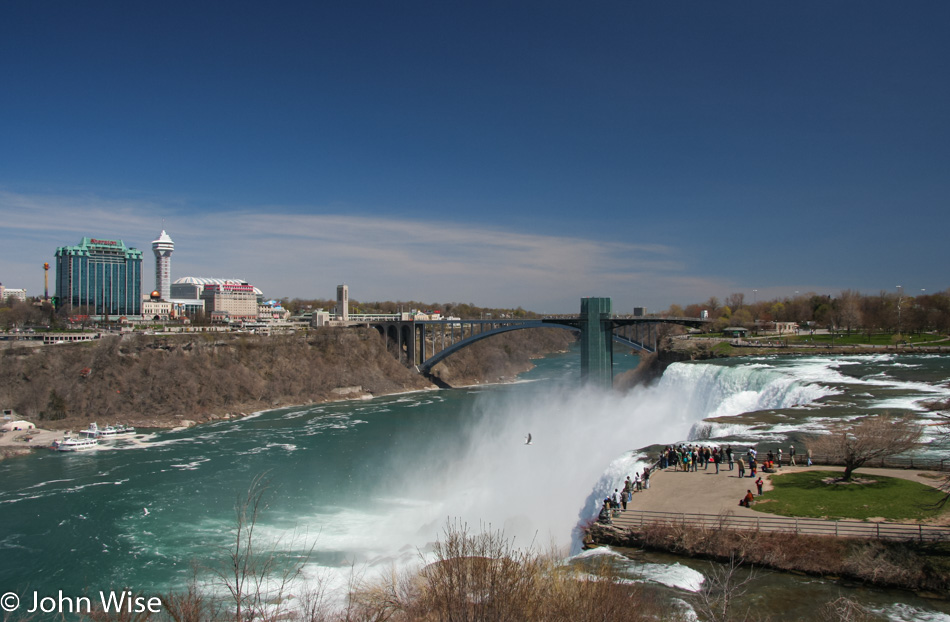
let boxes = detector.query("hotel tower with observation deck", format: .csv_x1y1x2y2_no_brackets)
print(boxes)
151,230,175,301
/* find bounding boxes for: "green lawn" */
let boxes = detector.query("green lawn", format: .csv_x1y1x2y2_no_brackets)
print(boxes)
711,341,737,355
754,470,948,522
783,333,948,346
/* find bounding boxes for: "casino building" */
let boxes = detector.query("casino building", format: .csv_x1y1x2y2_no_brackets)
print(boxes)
55,237,143,316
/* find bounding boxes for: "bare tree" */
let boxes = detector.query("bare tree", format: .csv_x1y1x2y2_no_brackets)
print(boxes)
808,414,923,481
817,596,873,622
725,293,745,311
161,562,224,622
213,473,314,622
695,555,757,622
838,290,863,336
934,411,950,509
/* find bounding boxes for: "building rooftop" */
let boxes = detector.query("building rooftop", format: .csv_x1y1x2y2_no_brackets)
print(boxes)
174,277,263,296
152,229,174,248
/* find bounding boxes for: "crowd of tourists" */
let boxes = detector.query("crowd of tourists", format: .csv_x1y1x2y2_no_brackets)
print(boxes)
598,466,652,523
659,443,808,476
598,442,811,523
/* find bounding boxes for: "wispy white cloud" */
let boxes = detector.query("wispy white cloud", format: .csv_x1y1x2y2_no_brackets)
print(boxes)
0,190,731,312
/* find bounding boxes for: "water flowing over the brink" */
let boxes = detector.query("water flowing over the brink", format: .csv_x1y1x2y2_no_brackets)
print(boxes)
576,358,838,548
661,360,840,420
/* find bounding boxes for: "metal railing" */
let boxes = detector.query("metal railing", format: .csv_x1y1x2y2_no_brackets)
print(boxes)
613,510,950,543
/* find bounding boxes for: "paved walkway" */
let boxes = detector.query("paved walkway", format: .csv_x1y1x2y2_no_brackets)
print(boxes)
611,462,949,529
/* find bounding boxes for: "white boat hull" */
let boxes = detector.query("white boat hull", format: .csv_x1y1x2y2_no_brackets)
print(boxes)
54,438,99,452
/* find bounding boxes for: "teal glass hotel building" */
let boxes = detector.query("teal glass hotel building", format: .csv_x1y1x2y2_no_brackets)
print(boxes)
55,237,143,316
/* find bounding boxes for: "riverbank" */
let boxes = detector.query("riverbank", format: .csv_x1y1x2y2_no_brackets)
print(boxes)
0,383,443,459
667,336,950,360
586,463,950,593
0,428,64,459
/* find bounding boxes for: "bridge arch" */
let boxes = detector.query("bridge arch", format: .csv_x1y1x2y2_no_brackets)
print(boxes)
417,321,578,373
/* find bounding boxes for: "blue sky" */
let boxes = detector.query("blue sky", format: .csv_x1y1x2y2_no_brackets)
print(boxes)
1,2,947,313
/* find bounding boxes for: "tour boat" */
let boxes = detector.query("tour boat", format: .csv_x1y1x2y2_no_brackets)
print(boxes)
79,422,136,440
52,436,100,452
107,423,136,437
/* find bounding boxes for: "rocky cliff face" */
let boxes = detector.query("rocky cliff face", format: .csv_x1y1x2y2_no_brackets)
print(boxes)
0,327,576,429
0,328,431,428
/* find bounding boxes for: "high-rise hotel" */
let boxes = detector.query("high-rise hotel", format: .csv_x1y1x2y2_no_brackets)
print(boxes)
55,237,143,316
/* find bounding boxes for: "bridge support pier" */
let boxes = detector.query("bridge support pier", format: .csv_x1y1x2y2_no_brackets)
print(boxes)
580,297,614,389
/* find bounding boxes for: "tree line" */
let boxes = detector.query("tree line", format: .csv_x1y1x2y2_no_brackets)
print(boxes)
662,288,950,335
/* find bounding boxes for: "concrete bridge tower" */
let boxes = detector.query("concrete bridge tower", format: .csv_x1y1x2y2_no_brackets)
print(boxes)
580,297,614,389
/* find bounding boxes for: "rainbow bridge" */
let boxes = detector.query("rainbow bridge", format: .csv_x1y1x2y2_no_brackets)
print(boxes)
365,297,708,389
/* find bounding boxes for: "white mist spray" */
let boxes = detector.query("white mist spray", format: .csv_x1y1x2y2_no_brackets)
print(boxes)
382,377,703,554
287,358,837,608
378,359,837,555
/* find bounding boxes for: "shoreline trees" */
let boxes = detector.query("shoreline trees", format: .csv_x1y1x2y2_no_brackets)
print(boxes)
666,288,950,337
